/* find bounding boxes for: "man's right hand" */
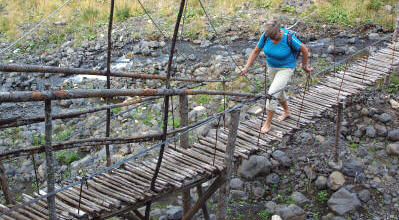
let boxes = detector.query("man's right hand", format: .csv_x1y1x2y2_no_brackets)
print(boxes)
240,66,248,76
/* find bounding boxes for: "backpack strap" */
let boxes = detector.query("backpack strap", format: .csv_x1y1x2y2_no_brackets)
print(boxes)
286,30,301,59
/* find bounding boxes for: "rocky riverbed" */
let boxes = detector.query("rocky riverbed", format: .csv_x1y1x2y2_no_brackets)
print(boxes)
0,1,398,219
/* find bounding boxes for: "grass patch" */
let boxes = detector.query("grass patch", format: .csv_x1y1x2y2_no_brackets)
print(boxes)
387,75,399,94
194,94,212,105
316,190,329,203
55,151,80,164
112,107,122,115
53,128,73,141
258,210,272,220
116,6,131,22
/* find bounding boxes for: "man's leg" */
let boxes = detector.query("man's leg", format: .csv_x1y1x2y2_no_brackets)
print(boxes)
262,68,293,133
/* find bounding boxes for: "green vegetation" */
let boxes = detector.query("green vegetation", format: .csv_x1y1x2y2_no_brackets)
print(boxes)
32,134,45,146
116,6,131,22
194,94,212,105
112,107,122,115
387,75,399,94
316,190,329,203
281,5,296,12
258,210,272,220
55,151,80,164
53,127,73,141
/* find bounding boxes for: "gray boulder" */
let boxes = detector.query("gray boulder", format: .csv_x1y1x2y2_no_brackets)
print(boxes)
387,143,399,155
368,33,380,40
357,189,371,202
166,206,182,220
378,113,392,123
327,188,361,216
291,191,309,207
276,204,305,220
230,178,244,190
342,159,364,178
365,126,376,138
272,150,292,167
388,129,399,141
238,155,271,179
375,124,387,137
266,173,280,185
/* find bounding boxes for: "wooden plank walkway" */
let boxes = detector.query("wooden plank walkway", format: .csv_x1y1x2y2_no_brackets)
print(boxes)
1,41,398,219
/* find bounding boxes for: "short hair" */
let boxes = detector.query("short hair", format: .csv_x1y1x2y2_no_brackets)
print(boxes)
265,19,281,40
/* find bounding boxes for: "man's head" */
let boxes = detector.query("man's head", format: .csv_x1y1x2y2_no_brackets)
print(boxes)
265,19,281,40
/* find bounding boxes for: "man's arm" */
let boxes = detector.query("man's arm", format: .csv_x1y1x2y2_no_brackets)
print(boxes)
300,44,312,73
241,47,261,75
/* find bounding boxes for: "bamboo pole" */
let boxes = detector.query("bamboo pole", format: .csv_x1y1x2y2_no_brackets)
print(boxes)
216,109,240,220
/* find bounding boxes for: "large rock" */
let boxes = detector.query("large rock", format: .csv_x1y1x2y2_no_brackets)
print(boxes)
230,178,244,190
387,143,399,155
275,204,305,220
266,173,280,185
272,150,291,167
390,99,399,109
342,159,364,178
374,124,387,137
327,171,345,191
378,113,392,123
291,192,309,207
365,126,376,138
357,189,371,202
388,129,399,141
368,33,380,40
327,188,361,216
166,206,182,220
238,155,272,179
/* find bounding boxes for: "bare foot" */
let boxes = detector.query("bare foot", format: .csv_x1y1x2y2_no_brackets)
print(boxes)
278,111,290,122
260,123,271,134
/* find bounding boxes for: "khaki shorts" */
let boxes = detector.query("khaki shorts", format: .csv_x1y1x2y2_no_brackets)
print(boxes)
266,67,294,111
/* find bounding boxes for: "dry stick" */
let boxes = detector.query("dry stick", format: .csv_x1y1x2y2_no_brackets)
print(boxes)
216,109,240,220
44,85,57,220
145,0,186,219
361,47,371,85
32,154,40,195
77,179,88,215
105,0,115,168
222,79,227,128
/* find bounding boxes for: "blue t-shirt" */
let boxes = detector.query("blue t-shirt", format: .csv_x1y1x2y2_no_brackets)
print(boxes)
257,28,302,68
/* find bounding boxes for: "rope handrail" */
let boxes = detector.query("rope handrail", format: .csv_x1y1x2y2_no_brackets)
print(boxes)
0,96,261,217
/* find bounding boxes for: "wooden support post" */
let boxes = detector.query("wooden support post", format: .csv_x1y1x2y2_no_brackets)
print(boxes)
216,109,240,220
105,0,115,167
182,175,225,220
179,95,192,215
196,184,210,220
0,161,13,205
44,85,57,220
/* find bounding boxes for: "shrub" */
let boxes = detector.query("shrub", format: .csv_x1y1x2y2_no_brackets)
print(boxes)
316,190,329,203
367,0,383,10
56,151,80,164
